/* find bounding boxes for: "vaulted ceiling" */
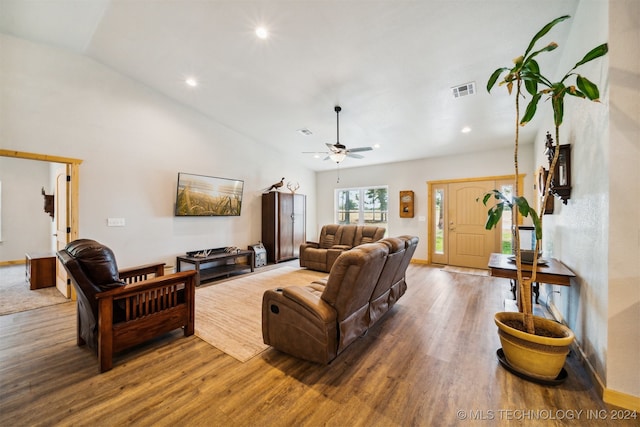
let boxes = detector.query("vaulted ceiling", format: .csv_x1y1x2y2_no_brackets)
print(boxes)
0,0,580,171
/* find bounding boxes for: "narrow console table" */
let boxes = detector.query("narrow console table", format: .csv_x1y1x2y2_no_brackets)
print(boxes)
488,252,575,310
176,250,254,286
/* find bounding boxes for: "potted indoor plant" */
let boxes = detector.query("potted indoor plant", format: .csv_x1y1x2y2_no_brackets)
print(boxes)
481,15,608,381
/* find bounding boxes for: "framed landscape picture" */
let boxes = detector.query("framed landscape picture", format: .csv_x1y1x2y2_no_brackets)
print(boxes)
175,173,244,216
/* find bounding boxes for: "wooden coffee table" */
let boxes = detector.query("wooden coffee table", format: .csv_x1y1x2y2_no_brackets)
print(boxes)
488,253,575,308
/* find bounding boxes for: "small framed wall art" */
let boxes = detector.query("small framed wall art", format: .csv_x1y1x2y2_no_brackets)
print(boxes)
399,190,414,218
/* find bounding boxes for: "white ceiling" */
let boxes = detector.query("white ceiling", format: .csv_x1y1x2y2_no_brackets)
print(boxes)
0,0,580,171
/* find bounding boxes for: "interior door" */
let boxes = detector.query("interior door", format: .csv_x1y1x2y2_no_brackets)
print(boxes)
447,180,499,269
55,167,71,298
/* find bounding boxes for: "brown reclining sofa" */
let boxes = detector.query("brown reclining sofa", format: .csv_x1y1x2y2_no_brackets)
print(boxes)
262,235,418,364
299,224,386,272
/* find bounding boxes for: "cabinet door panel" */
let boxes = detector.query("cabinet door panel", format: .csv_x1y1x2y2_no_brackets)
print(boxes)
262,192,306,263
278,193,294,260
292,194,306,257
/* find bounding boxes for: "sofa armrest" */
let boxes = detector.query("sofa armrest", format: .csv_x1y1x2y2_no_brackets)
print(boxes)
281,286,336,323
300,242,319,253
97,271,197,299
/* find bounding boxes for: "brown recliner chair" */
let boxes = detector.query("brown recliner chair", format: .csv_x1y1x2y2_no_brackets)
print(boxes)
263,242,389,364
299,224,353,272
353,225,386,246
57,239,197,372
299,224,385,272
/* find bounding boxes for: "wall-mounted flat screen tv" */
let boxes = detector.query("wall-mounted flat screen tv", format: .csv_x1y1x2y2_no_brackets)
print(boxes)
175,172,244,216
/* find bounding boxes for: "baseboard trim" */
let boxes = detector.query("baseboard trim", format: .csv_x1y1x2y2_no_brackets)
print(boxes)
603,388,640,411
548,301,639,411
410,258,429,265
0,259,25,267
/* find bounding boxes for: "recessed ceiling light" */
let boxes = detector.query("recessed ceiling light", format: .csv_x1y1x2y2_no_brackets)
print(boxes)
255,27,269,39
373,144,381,149
461,126,471,133
185,77,198,87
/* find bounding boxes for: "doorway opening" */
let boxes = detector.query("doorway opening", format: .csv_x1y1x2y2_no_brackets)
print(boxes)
427,175,523,269
0,149,82,297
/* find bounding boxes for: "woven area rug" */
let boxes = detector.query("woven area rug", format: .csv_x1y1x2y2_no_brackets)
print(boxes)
441,265,489,277
194,266,327,362
0,265,69,316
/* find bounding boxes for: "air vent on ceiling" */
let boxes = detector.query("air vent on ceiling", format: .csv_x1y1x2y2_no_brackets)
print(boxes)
297,128,313,136
452,82,476,98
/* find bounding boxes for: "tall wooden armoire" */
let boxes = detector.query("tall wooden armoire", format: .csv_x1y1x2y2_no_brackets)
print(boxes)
262,192,306,263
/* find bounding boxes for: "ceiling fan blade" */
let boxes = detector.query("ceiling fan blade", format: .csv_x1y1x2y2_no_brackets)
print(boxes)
326,143,340,152
346,146,373,153
347,153,364,159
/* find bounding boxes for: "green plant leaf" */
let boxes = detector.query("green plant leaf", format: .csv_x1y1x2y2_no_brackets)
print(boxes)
529,209,542,240
479,189,510,206
573,43,609,69
522,61,541,95
576,75,600,100
523,15,570,58
524,78,538,96
521,92,542,125
527,42,559,63
566,85,586,98
495,190,513,205
522,59,540,75
513,196,532,217
553,95,564,127
487,67,509,92
485,203,504,230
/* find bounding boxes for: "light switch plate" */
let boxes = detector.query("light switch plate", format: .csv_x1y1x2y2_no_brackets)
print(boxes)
107,218,125,227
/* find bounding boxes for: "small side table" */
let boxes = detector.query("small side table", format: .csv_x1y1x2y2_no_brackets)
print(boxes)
25,252,56,290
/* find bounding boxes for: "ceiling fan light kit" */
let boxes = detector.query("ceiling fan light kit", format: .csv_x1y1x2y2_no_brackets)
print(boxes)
329,152,347,163
303,105,373,165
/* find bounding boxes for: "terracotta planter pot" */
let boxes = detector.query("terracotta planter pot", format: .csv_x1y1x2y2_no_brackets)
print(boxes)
495,312,575,381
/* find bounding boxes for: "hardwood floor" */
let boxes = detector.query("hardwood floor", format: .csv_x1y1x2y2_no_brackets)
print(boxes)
0,264,632,426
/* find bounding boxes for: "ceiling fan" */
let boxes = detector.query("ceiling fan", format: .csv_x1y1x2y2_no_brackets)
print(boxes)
304,106,372,164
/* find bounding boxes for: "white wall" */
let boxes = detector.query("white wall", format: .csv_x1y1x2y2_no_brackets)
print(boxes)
606,0,639,400
0,34,316,268
533,0,639,400
0,157,52,259
533,0,611,386
315,145,535,261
